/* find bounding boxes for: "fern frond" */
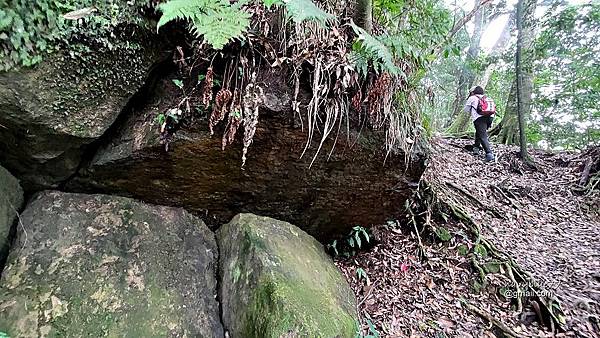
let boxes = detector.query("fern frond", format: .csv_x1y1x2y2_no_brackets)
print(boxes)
190,4,250,49
348,48,372,77
350,23,399,75
282,0,335,25
157,0,206,30
157,0,250,50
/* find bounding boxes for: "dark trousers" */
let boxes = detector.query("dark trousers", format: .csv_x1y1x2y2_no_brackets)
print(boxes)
474,116,493,154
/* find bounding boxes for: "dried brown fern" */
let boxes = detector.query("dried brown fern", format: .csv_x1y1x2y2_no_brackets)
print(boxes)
209,88,232,135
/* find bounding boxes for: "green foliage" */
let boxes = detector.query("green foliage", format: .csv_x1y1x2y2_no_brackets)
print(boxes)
0,0,149,71
157,0,250,49
350,23,398,76
532,2,600,149
373,0,452,53
355,267,369,285
355,318,380,338
278,0,335,25
156,0,333,50
348,226,370,250
457,244,469,256
172,78,184,89
327,226,372,258
473,244,487,258
433,227,452,242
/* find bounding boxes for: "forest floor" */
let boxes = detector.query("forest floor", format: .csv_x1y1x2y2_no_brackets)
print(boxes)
338,137,599,338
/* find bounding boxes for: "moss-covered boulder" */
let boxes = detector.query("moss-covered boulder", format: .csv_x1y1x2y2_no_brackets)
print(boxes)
0,191,223,337
0,4,161,189
217,213,358,338
0,165,23,267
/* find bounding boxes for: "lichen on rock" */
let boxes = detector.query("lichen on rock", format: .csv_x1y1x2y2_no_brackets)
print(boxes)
0,2,162,189
0,191,223,337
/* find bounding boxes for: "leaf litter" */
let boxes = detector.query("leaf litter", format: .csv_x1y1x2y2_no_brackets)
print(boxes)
337,137,599,337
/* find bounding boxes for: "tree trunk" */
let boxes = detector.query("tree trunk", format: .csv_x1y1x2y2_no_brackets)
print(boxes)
515,0,531,162
492,0,535,145
354,0,373,33
490,81,519,144
446,0,486,134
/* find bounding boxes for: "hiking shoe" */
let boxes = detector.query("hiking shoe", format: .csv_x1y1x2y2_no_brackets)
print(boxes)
485,153,495,162
472,147,481,156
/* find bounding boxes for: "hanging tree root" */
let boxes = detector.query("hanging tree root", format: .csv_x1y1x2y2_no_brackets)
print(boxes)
406,179,567,333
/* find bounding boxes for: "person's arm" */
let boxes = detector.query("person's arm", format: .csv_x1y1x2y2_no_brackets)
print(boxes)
464,96,475,113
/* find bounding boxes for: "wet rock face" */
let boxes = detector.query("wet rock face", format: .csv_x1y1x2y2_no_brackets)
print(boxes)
217,213,358,338
68,76,425,240
0,165,23,266
0,191,223,337
0,40,159,190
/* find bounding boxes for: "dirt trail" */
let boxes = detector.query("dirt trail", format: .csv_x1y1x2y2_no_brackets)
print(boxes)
434,138,599,336
339,137,599,337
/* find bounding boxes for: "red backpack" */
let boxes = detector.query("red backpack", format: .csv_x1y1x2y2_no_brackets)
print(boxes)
477,95,496,116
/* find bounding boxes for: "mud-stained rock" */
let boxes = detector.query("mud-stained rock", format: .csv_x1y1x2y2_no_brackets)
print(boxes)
68,74,425,239
217,213,358,338
0,191,223,337
0,165,23,266
0,27,160,190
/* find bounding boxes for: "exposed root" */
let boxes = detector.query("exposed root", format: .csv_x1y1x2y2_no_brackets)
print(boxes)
405,158,567,334
461,299,522,338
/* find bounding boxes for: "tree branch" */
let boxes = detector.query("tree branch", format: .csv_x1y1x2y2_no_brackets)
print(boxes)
434,0,493,56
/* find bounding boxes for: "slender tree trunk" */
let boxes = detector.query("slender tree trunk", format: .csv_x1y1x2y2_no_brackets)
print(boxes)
354,0,373,33
492,0,535,145
515,0,531,162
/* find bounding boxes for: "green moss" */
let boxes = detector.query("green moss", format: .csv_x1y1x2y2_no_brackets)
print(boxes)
0,267,184,337
244,276,356,338
222,214,358,338
0,0,152,71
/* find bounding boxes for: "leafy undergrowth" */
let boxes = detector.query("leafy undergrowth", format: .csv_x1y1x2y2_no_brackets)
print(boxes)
338,137,599,337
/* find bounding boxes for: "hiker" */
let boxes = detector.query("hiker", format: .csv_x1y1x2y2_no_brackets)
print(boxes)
464,85,496,162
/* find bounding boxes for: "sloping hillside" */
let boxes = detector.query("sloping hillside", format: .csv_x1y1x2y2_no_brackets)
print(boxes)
340,137,599,337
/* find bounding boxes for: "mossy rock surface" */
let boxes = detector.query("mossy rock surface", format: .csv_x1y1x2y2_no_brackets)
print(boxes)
0,11,161,189
0,165,23,266
0,191,223,338
217,213,358,338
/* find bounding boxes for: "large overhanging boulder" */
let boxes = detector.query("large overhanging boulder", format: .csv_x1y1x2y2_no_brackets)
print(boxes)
68,75,426,240
0,191,223,337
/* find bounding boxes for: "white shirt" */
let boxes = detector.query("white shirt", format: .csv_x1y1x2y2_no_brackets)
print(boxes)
464,94,484,121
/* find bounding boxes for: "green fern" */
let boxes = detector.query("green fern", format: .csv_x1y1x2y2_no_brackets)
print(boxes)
281,0,335,25
157,0,250,49
350,23,399,76
157,0,334,49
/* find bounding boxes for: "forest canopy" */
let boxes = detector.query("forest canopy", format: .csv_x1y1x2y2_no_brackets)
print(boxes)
426,0,599,150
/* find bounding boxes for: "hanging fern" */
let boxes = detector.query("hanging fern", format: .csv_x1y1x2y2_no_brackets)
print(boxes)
157,0,334,49
279,0,335,25
350,23,399,76
157,0,250,49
